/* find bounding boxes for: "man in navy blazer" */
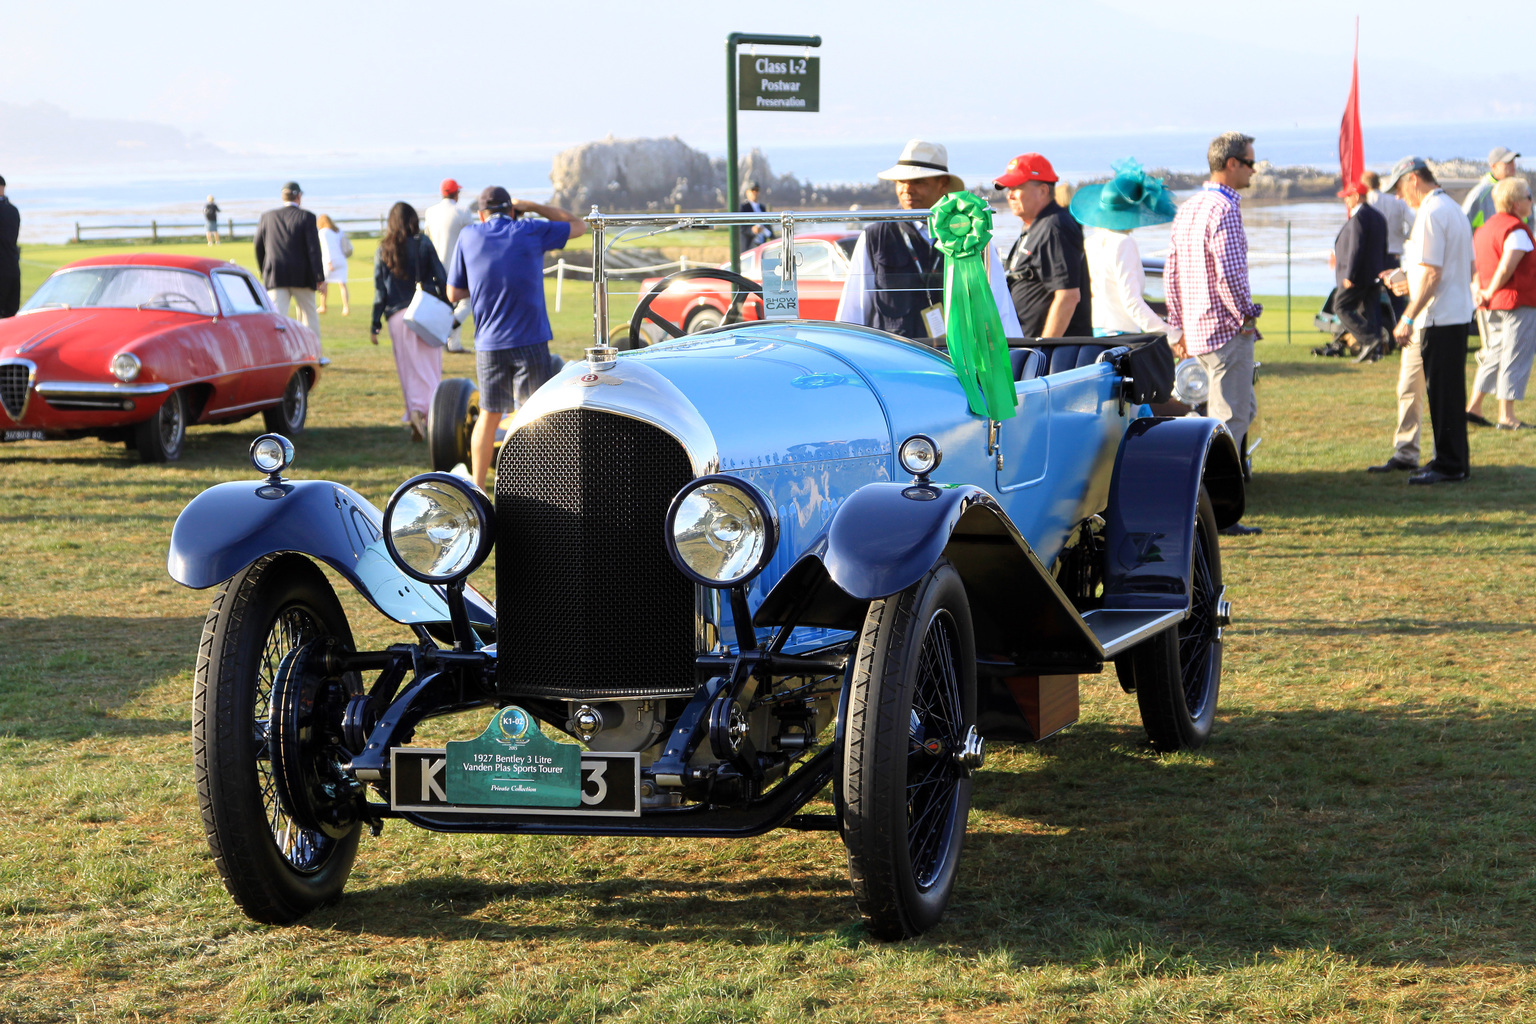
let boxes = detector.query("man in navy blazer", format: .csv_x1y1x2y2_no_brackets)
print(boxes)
1334,181,1390,361
253,182,325,341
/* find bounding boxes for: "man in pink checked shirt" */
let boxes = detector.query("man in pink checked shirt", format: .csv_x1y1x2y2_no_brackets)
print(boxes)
1166,131,1264,537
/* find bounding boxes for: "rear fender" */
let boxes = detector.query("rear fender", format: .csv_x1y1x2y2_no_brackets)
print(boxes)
167,479,494,627
1102,416,1244,611
755,482,1101,670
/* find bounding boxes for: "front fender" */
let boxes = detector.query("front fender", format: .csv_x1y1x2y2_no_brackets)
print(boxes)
756,482,1102,670
167,479,494,627
1102,416,1244,611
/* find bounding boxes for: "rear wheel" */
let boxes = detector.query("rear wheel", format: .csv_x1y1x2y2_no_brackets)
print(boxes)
685,307,724,333
134,389,187,463
262,372,309,434
842,559,978,939
192,554,361,923
428,377,478,471
1116,487,1224,751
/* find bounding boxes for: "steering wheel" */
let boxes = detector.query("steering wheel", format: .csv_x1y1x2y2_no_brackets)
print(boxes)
626,269,764,350
146,291,198,310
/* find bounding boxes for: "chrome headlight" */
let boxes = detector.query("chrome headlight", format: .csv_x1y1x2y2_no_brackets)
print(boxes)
1172,357,1209,406
898,434,942,477
383,473,494,584
249,433,295,476
665,475,777,589
110,352,141,382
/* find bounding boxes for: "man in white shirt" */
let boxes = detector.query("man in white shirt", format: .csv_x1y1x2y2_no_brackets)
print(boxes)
1368,157,1474,484
835,139,1020,341
425,178,475,352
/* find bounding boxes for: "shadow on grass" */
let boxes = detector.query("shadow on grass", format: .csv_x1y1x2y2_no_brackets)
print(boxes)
0,616,202,739
314,706,1536,967
1249,466,1536,519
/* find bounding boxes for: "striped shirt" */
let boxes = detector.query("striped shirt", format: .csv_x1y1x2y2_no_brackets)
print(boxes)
1165,183,1263,355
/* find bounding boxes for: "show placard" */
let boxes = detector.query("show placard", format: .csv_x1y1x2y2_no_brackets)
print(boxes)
761,252,799,319
391,747,642,817
444,706,581,808
737,54,819,112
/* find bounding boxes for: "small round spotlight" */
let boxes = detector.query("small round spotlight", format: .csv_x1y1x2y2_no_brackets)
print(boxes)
110,352,141,383
383,473,494,585
665,475,777,589
249,433,295,477
898,434,942,478
1172,358,1210,406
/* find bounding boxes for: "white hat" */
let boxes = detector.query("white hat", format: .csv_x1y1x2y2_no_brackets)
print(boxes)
878,139,965,191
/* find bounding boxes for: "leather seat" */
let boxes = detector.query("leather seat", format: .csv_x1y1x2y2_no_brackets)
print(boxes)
1045,344,1110,375
1010,347,1046,381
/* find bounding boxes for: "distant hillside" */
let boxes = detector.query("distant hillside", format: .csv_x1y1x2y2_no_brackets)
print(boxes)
0,101,230,171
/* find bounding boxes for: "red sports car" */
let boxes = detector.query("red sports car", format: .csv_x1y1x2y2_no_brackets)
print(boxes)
636,232,858,336
0,254,323,462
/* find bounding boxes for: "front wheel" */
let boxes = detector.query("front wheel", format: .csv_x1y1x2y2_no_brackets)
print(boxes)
192,553,361,923
262,372,309,434
841,559,977,940
134,389,187,462
1116,487,1224,751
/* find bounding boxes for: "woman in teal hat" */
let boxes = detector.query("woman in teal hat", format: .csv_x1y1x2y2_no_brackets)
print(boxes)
1071,159,1184,355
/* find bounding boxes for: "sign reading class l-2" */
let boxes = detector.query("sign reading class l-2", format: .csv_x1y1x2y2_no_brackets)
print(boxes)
737,54,819,112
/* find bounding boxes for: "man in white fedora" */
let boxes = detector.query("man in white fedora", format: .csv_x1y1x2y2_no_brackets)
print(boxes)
836,139,1021,340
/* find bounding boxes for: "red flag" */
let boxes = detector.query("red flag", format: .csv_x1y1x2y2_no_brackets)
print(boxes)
1339,19,1364,192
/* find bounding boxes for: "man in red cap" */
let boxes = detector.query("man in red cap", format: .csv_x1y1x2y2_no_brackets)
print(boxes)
426,178,475,351
995,153,1092,338
1331,180,1390,361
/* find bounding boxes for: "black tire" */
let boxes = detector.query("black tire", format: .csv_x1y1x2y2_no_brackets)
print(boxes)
841,559,977,940
685,307,724,333
428,377,478,472
192,554,361,923
1116,487,1224,752
262,372,309,435
134,389,187,463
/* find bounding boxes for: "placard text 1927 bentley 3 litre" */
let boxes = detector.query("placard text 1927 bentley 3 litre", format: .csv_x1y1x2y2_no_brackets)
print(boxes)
168,205,1243,939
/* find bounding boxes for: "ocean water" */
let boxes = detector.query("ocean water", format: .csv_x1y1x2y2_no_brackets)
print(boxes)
12,118,1528,294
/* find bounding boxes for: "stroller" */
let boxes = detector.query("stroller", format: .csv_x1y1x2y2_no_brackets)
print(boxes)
1312,285,1398,363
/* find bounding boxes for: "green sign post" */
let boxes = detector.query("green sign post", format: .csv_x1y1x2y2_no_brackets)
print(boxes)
737,55,819,112
725,31,822,272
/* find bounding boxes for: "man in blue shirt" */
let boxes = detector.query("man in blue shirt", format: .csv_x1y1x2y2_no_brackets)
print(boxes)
447,185,586,487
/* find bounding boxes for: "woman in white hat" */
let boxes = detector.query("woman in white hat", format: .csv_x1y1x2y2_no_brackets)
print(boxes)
1070,159,1183,355
835,140,1021,340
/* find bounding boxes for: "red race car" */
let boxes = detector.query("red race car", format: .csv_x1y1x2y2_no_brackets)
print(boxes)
635,232,857,338
0,254,323,462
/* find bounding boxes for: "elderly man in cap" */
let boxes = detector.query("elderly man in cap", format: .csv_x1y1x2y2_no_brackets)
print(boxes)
426,177,476,352
836,140,1020,340
1332,180,1390,361
997,153,1092,338
253,181,325,340
1165,131,1264,535
446,186,586,489
1463,147,1523,231
1368,157,1474,484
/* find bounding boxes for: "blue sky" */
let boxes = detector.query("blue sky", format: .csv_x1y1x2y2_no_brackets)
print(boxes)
3,0,1533,161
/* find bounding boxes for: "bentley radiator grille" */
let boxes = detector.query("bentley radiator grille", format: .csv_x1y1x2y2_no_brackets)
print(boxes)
495,408,696,699
0,363,32,421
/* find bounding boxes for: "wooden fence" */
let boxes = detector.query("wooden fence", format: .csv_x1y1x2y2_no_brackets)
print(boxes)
72,215,387,244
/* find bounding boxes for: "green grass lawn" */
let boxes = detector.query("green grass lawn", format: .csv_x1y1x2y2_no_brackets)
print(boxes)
5,242,1536,1022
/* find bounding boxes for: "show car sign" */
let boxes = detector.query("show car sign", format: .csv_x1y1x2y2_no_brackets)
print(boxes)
737,55,819,112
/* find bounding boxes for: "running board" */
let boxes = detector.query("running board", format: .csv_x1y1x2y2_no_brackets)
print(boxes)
1080,608,1185,659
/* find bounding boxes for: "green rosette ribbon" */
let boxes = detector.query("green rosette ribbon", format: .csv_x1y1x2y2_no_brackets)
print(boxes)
929,191,1018,421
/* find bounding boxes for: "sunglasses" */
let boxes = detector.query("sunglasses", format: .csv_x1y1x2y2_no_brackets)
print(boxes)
1233,157,1256,169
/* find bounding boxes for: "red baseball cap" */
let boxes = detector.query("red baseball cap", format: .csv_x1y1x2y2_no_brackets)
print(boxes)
994,153,1058,188
441,178,462,196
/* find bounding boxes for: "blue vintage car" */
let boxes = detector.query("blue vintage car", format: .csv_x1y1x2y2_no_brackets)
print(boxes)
168,211,1244,940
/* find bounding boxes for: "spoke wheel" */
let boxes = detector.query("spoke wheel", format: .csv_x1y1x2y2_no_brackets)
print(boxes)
192,554,361,923
841,559,976,940
262,372,309,434
1116,486,1224,751
134,389,186,463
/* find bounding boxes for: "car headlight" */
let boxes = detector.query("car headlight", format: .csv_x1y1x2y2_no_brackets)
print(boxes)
249,433,295,476
383,473,494,584
110,352,141,383
665,475,777,589
898,434,942,477
1172,357,1209,406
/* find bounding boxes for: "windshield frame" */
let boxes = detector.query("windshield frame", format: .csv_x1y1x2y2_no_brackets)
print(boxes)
19,265,219,316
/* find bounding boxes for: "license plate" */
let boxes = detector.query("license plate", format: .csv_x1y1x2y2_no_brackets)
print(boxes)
390,748,641,817
2,430,44,442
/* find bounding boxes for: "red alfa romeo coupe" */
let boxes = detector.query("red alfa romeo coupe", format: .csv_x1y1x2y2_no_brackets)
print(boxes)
0,254,323,462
